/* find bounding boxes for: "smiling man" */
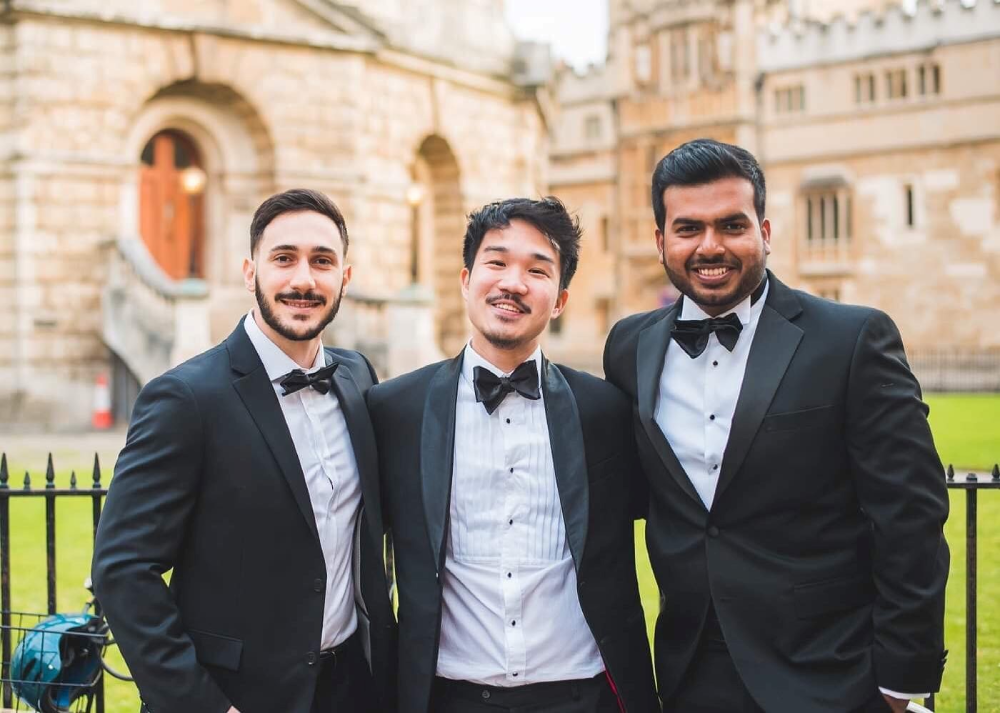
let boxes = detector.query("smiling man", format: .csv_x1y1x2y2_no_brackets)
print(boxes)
603,139,949,712
367,197,658,713
92,189,396,713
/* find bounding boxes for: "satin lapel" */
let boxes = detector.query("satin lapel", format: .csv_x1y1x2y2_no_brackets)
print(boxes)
231,360,319,543
329,363,383,539
714,302,803,505
542,360,588,571
636,303,705,508
420,355,463,573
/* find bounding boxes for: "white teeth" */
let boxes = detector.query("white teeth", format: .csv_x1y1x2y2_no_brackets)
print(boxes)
494,303,520,313
696,267,729,277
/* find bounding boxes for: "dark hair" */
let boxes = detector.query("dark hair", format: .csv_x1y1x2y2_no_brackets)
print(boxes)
651,138,766,232
463,197,581,290
250,188,349,256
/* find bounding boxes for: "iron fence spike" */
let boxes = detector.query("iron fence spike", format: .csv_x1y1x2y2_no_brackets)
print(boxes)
45,453,55,487
23,471,31,490
70,471,77,489
992,464,999,481
0,453,7,488
92,453,101,487
947,464,955,481
966,472,976,482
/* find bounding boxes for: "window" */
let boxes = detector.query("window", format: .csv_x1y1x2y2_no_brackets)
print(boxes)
855,73,876,104
635,43,652,84
918,63,941,96
774,85,805,114
804,189,853,246
670,29,689,82
600,216,610,253
886,68,908,100
818,287,841,302
584,115,602,140
904,184,915,227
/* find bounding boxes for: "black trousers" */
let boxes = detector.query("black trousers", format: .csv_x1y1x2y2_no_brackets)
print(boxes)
430,673,621,713
310,632,378,713
663,606,892,713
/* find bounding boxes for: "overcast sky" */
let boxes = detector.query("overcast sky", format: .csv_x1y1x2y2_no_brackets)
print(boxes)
504,0,609,71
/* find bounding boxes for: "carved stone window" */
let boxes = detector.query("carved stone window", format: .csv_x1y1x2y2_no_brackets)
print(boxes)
800,178,853,271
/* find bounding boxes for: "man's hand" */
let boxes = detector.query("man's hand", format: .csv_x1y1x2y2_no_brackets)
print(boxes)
882,694,908,713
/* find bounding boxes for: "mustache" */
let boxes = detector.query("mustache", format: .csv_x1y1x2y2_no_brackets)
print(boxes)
275,291,327,305
487,293,531,314
687,256,740,270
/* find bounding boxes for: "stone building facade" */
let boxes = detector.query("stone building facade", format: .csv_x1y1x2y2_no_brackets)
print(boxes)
0,0,550,429
548,0,1000,384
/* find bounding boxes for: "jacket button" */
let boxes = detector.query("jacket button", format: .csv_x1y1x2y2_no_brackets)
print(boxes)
306,651,318,665
314,578,324,592
707,525,720,538
481,689,491,700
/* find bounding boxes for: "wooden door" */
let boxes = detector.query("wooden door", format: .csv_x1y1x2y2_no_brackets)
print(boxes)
139,131,204,280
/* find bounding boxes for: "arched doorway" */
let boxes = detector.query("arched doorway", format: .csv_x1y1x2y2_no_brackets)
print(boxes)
139,129,207,280
411,135,465,354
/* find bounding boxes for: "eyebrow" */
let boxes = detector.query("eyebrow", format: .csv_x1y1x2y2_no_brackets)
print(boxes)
671,212,751,227
269,244,337,255
482,244,555,265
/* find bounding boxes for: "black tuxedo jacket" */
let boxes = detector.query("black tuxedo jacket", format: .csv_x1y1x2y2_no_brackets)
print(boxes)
91,319,396,713
367,354,658,713
603,273,949,712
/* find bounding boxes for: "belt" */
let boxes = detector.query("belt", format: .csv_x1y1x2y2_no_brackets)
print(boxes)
433,673,607,707
319,632,356,665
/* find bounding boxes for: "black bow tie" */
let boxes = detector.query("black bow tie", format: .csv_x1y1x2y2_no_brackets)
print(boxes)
279,362,338,396
473,361,541,415
671,313,743,358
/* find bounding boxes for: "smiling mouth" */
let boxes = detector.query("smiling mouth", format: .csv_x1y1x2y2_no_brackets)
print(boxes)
692,265,735,278
487,295,529,315
278,297,324,309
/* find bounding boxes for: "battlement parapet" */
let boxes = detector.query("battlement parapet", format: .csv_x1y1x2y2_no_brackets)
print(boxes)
758,0,1000,73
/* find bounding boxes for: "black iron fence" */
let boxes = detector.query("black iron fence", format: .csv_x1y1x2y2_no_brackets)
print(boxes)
909,350,1000,392
1,454,998,712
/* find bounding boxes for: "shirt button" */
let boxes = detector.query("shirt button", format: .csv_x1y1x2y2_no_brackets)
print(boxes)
512,672,519,677
314,578,324,592
511,620,516,627
506,418,511,424
508,519,513,526
712,464,719,471
306,651,318,665
707,525,720,538
509,468,514,474
713,360,719,367
709,414,716,421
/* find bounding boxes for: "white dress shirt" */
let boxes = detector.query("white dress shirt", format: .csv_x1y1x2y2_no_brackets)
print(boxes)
652,287,924,701
654,282,769,510
435,344,604,686
244,312,361,651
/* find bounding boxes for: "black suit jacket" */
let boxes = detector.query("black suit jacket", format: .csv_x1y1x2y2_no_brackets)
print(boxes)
367,354,659,713
91,319,396,713
603,273,949,712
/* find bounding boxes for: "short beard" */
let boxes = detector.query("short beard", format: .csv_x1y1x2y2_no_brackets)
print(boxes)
664,254,767,312
482,330,524,351
255,278,342,342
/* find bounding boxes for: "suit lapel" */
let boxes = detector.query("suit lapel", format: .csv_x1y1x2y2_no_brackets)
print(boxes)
714,277,804,504
328,359,383,539
420,355,463,573
636,302,705,508
228,323,319,542
541,360,588,571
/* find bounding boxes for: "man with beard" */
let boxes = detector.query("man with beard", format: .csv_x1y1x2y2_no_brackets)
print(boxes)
603,138,949,713
92,189,395,713
367,197,658,713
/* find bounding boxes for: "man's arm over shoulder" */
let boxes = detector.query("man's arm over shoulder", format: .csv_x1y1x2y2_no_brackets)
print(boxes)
846,309,949,693
91,373,231,713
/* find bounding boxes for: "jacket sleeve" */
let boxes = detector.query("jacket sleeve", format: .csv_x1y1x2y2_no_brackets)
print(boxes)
91,374,231,713
845,310,949,692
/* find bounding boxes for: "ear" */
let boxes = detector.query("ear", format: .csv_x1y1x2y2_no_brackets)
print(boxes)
242,257,255,293
460,267,471,302
655,229,665,264
550,288,569,320
760,218,772,255
340,264,353,296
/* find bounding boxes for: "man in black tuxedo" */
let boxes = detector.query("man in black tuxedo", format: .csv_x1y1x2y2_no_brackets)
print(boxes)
92,189,395,713
368,198,658,713
604,139,949,712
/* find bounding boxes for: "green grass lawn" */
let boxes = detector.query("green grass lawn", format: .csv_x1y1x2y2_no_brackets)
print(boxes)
2,393,998,712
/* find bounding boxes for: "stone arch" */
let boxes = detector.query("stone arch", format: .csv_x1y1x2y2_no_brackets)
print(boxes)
412,134,467,354
120,81,276,288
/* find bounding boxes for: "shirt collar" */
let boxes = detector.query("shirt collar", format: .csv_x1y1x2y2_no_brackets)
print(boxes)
243,311,326,384
678,278,770,327
461,342,543,390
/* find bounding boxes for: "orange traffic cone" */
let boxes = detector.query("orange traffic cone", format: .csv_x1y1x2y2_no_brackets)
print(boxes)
92,373,112,429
